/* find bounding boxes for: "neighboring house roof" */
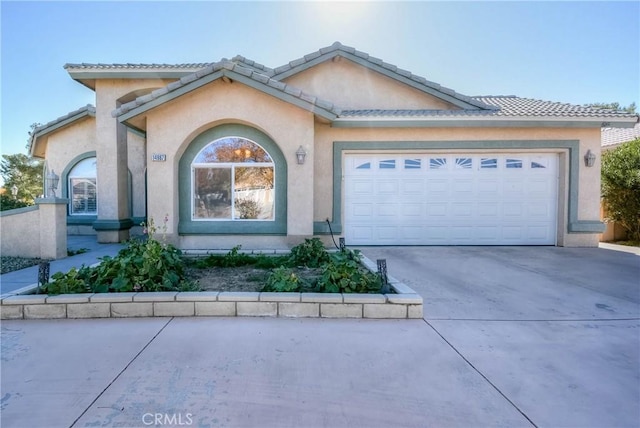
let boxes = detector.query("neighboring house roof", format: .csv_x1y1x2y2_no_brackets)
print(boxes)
29,104,96,158
602,122,640,149
113,60,341,126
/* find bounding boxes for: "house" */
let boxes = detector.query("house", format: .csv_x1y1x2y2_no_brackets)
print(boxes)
600,122,640,242
28,42,638,249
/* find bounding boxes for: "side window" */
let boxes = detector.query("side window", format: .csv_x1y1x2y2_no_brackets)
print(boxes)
68,157,97,215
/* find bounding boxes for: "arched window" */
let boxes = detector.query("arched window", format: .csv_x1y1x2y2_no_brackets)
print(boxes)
192,137,275,221
68,157,97,215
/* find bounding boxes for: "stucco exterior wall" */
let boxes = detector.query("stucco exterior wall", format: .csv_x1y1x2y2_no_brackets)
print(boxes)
313,125,602,247
282,59,458,110
0,199,68,259
94,79,173,241
0,207,41,257
140,80,316,248
44,117,96,191
127,130,146,220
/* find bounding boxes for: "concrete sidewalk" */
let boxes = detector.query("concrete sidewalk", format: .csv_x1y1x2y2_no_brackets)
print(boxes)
0,235,124,295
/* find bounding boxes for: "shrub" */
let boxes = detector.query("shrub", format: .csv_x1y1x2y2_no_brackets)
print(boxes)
317,249,382,294
289,238,330,268
602,139,640,241
43,216,196,294
262,266,303,292
0,194,30,211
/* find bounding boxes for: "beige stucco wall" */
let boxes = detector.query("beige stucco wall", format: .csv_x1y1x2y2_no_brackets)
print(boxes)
0,199,68,259
38,116,147,233
314,125,603,247
1,207,41,257
43,117,96,189
282,58,459,110
139,79,316,248
94,79,173,241
127,130,147,220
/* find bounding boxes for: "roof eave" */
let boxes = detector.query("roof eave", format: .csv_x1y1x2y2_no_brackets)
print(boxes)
29,107,96,157
331,116,639,129
66,69,200,91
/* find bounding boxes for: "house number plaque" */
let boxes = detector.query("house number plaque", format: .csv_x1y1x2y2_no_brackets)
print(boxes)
152,153,167,162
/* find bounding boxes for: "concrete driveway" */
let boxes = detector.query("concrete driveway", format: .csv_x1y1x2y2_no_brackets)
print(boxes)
1,246,638,428
360,245,640,427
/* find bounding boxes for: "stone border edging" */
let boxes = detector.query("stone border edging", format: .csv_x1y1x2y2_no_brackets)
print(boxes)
0,256,423,320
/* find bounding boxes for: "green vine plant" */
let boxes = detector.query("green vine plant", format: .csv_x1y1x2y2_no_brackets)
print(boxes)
43,215,199,295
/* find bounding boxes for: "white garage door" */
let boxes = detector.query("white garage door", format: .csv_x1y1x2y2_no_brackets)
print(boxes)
345,153,558,245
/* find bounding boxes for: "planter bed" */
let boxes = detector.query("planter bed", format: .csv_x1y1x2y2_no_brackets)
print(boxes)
0,256,423,320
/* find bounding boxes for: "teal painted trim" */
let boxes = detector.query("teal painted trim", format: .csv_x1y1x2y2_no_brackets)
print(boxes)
67,216,96,225
0,205,38,217
313,221,342,235
131,217,147,227
61,151,97,216
273,51,483,110
332,140,589,236
178,222,286,235
92,218,134,231
568,221,606,233
332,119,617,129
178,124,287,236
35,197,69,204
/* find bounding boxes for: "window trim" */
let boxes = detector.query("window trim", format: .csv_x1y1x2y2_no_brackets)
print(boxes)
191,136,275,221
178,124,287,235
61,152,98,222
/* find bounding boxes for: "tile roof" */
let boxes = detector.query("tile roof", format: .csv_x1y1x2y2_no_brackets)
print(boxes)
474,96,638,118
230,55,274,74
267,42,493,111
112,61,340,119
77,42,635,127
64,63,213,70
33,104,96,134
29,104,96,156
339,96,639,120
602,123,640,147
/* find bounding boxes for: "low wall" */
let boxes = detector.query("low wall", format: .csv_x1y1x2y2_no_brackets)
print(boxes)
0,289,423,320
0,206,41,257
0,256,423,320
0,198,69,259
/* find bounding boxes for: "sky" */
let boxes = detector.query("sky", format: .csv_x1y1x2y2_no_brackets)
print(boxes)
1,0,639,158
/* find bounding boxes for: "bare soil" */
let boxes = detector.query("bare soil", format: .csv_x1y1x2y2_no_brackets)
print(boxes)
184,265,322,292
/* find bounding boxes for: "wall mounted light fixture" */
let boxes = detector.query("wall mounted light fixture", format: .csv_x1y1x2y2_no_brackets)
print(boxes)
296,146,307,165
584,149,596,167
46,170,60,197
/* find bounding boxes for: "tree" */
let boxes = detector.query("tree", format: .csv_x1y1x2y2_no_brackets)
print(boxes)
1,123,44,206
586,102,636,114
601,138,640,241
1,153,44,205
